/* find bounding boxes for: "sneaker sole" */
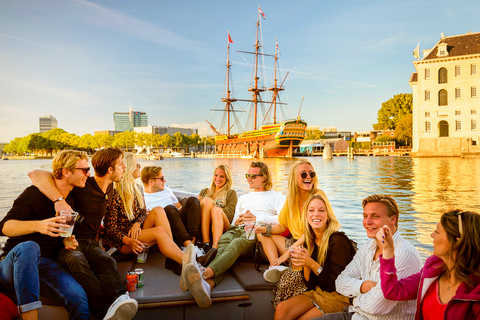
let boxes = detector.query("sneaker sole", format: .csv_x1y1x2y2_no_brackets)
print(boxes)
184,263,212,308
104,299,138,320
263,268,288,283
180,244,196,292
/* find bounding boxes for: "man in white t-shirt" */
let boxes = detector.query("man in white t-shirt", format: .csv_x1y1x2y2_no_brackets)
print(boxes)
181,161,286,308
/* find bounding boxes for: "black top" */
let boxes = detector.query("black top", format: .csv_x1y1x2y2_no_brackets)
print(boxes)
0,186,75,259
304,231,356,292
70,176,113,240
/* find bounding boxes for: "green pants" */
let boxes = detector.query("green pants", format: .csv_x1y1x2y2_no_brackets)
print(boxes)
208,225,254,286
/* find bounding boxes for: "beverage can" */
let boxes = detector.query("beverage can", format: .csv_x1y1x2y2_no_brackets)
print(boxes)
126,271,137,292
135,268,144,288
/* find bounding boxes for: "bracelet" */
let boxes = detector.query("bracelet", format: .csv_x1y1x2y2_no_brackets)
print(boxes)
53,197,65,203
262,224,272,237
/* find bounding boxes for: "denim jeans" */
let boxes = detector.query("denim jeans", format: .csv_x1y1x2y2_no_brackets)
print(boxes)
0,241,90,319
57,239,125,319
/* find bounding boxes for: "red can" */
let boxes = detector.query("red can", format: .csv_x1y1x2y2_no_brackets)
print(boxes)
126,271,137,292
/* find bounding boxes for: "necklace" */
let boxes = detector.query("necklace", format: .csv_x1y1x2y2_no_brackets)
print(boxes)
442,274,459,291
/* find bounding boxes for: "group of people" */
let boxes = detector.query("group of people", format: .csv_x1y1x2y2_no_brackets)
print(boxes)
0,148,479,320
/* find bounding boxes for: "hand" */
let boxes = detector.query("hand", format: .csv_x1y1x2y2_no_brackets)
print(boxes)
36,216,69,237
360,280,377,293
291,246,311,267
375,225,395,259
235,214,245,226
63,235,78,250
254,225,266,234
126,238,145,255
197,195,204,201
243,210,256,222
128,223,142,240
271,250,290,266
54,200,72,216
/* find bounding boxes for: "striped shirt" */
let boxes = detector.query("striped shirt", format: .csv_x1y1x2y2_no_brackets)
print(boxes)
335,231,422,320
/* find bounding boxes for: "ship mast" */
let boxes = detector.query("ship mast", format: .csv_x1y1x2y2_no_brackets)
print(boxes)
268,39,284,124
221,38,236,136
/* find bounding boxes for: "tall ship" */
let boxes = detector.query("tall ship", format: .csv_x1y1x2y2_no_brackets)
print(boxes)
207,7,306,157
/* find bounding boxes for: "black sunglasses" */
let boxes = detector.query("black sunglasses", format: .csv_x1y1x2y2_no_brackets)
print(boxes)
152,177,165,181
245,174,263,179
75,167,90,174
300,172,316,179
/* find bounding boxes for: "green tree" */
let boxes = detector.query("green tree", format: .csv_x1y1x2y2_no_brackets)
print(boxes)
395,114,413,146
373,93,412,130
159,134,172,149
189,134,201,151
4,137,22,154
78,134,94,151
113,131,136,152
172,132,186,150
375,134,392,144
305,129,325,140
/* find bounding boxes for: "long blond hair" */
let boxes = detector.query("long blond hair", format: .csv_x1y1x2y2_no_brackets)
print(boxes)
203,164,233,201
304,193,341,267
114,153,145,221
279,159,320,226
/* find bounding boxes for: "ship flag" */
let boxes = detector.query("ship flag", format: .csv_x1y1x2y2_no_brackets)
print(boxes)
228,31,234,44
413,41,420,60
276,40,280,55
258,6,266,19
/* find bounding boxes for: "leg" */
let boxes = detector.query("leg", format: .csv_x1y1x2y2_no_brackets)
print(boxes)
200,198,215,243
274,295,316,320
298,307,325,320
164,205,193,246
0,241,42,316
257,234,287,264
313,310,353,320
180,197,202,242
144,206,173,239
138,226,183,264
38,258,90,320
210,207,229,248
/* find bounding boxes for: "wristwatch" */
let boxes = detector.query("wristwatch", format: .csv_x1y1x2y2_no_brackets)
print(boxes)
316,266,323,274
53,197,65,203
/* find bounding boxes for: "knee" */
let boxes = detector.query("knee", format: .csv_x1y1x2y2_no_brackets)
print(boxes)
202,197,214,208
186,196,200,207
151,206,167,217
154,226,166,234
15,241,41,256
61,251,88,268
275,300,288,318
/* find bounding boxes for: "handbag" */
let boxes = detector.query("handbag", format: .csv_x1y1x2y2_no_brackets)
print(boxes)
253,240,270,271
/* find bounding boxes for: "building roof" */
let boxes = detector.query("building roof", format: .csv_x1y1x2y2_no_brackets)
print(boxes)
423,31,480,60
409,72,418,83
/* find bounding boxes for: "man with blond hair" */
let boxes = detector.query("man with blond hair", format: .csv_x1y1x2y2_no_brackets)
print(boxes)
0,150,90,320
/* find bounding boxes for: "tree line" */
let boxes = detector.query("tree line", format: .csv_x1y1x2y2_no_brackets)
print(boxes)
373,93,413,146
4,129,216,155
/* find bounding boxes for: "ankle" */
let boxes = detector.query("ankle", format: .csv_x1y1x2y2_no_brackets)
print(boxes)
212,243,218,249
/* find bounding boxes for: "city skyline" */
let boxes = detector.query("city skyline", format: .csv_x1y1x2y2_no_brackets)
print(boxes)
1,0,479,143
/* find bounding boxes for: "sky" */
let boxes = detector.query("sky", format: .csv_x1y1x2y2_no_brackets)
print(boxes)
1,0,480,143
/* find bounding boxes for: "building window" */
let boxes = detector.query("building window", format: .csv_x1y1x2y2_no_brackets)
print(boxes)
438,67,448,83
472,119,478,130
472,87,477,97
456,120,462,131
425,90,431,101
455,110,461,116
425,111,431,117
439,120,449,137
438,89,448,105
455,66,461,77
425,69,431,79
472,64,477,75
455,88,461,99
472,109,478,115
425,121,431,132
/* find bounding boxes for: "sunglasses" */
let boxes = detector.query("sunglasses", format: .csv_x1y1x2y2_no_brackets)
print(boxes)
454,211,464,235
245,174,263,179
152,177,165,181
75,167,90,174
300,172,316,179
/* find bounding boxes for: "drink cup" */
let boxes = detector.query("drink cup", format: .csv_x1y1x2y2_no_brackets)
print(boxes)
290,247,303,271
137,243,150,263
244,221,256,240
59,210,79,238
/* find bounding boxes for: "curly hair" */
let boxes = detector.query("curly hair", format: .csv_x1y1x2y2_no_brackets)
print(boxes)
250,161,273,191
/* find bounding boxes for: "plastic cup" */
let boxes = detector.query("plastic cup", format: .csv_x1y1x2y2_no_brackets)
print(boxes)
137,243,150,263
290,247,303,271
59,210,79,238
244,221,256,240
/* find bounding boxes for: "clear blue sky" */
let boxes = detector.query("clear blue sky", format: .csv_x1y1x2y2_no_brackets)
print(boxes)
1,0,479,142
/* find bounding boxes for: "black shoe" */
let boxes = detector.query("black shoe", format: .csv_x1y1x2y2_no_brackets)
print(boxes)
196,247,217,267
165,257,182,275
202,242,212,252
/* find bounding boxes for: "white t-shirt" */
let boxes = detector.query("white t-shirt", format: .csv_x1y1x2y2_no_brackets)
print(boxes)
143,187,179,211
231,190,286,226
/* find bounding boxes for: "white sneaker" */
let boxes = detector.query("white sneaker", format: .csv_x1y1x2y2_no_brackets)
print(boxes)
184,262,212,308
180,244,196,292
103,293,138,320
195,245,205,258
263,266,289,283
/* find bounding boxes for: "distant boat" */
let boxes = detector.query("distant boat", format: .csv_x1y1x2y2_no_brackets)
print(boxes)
146,154,163,161
207,9,306,158
323,143,333,160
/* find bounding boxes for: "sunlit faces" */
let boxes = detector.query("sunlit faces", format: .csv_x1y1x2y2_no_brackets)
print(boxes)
363,202,397,239
152,171,166,192
132,161,141,179
110,156,126,182
431,222,451,259
307,199,328,232
213,168,227,189
297,163,315,192
68,159,90,188
246,167,265,191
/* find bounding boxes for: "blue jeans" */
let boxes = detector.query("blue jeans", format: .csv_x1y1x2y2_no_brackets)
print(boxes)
0,241,89,319
58,239,126,319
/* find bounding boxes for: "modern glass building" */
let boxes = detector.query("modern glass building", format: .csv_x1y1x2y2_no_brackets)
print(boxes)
113,107,148,132
39,115,58,133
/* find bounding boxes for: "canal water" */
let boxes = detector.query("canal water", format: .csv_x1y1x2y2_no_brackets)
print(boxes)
1,156,479,260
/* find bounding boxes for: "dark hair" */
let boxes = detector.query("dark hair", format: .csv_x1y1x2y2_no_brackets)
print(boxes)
441,210,480,287
250,161,272,191
362,194,399,228
91,147,124,177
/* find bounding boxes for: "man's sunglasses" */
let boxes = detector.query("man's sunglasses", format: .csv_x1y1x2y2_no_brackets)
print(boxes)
300,172,316,179
152,177,165,181
75,167,90,174
245,174,263,179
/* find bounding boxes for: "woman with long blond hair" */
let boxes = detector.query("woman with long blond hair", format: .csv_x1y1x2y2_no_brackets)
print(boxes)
198,164,238,251
103,153,185,268
274,193,356,320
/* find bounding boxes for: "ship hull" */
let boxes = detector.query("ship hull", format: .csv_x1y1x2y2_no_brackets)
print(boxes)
215,120,307,157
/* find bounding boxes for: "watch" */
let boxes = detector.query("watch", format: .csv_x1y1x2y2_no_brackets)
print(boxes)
53,197,65,203
316,266,323,274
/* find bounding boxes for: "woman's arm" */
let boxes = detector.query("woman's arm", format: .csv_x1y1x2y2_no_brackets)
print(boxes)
104,191,129,249
222,190,238,224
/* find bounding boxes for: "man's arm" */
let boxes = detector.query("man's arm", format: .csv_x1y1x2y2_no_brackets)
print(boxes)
28,170,71,213
2,216,68,237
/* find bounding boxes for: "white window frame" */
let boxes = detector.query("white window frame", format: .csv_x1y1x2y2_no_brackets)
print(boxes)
456,120,462,131
472,119,478,131
472,64,477,75
472,87,477,98
455,65,461,77
425,111,431,117
472,109,478,115
425,121,431,132
455,110,461,116
455,88,461,99
425,68,431,79
425,90,431,101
